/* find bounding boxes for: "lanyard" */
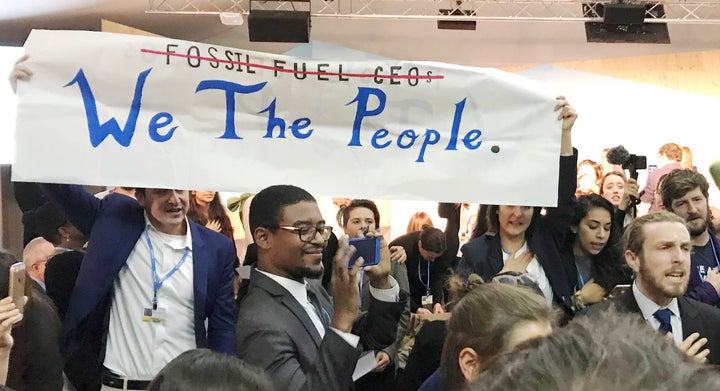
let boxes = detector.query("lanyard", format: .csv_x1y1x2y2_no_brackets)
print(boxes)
575,263,586,288
418,258,431,295
54,246,73,253
358,269,364,308
145,231,190,310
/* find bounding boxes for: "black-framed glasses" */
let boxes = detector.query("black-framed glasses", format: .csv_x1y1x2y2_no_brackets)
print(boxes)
277,225,333,242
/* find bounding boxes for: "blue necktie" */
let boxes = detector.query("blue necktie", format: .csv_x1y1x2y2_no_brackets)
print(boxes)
307,289,331,330
653,308,673,335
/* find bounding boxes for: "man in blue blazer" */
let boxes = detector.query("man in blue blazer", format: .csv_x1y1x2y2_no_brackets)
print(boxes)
41,184,236,391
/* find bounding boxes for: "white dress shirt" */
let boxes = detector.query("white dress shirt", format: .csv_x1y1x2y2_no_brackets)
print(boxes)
633,282,683,346
104,215,196,380
257,269,400,346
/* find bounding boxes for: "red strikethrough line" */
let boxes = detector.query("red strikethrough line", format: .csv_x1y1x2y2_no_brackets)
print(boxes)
140,48,445,80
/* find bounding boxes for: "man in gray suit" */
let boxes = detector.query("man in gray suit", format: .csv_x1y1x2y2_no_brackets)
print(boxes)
236,185,407,390
587,211,720,364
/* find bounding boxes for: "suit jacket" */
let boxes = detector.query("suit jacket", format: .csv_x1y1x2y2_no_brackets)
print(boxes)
685,234,720,307
7,285,64,391
457,152,578,313
236,269,406,391
41,184,236,390
44,250,84,321
587,288,720,365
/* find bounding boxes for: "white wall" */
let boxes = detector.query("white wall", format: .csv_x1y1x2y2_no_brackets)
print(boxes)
518,65,720,209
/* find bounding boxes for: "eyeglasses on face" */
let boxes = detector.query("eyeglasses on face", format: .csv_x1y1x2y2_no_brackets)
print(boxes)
277,225,333,242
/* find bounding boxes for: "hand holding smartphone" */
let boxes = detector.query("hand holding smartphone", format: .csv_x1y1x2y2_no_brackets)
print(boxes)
348,237,380,269
607,284,630,300
9,262,26,315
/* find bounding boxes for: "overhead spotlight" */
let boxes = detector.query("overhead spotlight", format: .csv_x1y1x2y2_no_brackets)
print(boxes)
602,3,645,25
219,12,244,26
248,0,311,42
437,8,477,30
583,2,669,43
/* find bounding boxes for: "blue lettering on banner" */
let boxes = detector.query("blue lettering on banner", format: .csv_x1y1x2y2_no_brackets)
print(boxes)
347,87,483,163
195,80,267,140
259,99,313,139
65,68,481,163
66,68,154,147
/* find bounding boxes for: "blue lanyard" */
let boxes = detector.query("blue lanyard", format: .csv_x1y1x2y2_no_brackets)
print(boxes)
145,231,190,310
418,258,431,295
576,263,586,288
358,269,364,308
54,246,73,253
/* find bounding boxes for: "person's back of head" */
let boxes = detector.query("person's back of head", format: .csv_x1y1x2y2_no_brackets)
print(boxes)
658,143,683,163
440,281,556,389
22,237,54,283
473,310,720,391
407,212,434,234
680,146,694,170
147,348,273,391
21,201,68,245
22,237,54,267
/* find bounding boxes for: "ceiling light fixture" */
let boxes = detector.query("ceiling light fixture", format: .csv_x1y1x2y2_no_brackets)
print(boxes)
219,12,244,26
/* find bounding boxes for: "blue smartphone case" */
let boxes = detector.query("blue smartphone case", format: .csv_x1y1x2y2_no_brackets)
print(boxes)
348,237,380,268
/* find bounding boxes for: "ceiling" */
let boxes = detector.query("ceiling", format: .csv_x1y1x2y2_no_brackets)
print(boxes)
3,0,720,67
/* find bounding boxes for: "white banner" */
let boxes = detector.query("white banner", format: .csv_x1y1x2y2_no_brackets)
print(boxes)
13,30,562,205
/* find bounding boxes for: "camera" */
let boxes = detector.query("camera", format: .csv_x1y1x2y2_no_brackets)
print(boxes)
606,145,647,180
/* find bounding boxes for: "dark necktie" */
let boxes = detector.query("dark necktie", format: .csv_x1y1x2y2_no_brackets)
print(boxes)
653,308,673,335
307,288,331,330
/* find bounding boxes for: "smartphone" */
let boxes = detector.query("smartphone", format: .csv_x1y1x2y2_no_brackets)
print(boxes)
607,284,630,300
9,262,26,314
348,237,380,269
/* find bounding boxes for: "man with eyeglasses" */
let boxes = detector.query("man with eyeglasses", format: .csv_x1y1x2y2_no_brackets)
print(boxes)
236,185,407,391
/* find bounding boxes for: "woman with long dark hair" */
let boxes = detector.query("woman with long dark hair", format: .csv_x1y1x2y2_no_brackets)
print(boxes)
187,191,234,242
599,171,639,230
457,98,578,315
564,194,632,310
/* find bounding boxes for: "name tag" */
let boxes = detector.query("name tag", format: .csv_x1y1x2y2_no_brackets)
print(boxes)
142,307,167,323
421,294,433,309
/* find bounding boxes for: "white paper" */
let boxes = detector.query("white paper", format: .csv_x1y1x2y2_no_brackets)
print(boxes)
352,350,377,381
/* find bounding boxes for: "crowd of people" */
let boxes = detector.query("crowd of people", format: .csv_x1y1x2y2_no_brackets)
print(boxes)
4,56,720,391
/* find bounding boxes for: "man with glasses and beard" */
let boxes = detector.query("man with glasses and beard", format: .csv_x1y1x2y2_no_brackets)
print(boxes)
660,169,720,307
235,185,407,391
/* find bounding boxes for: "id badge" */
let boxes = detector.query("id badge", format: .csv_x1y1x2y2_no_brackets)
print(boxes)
421,295,433,307
142,307,167,323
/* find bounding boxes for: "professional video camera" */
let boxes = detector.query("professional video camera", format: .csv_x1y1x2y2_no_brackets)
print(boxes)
606,145,647,181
